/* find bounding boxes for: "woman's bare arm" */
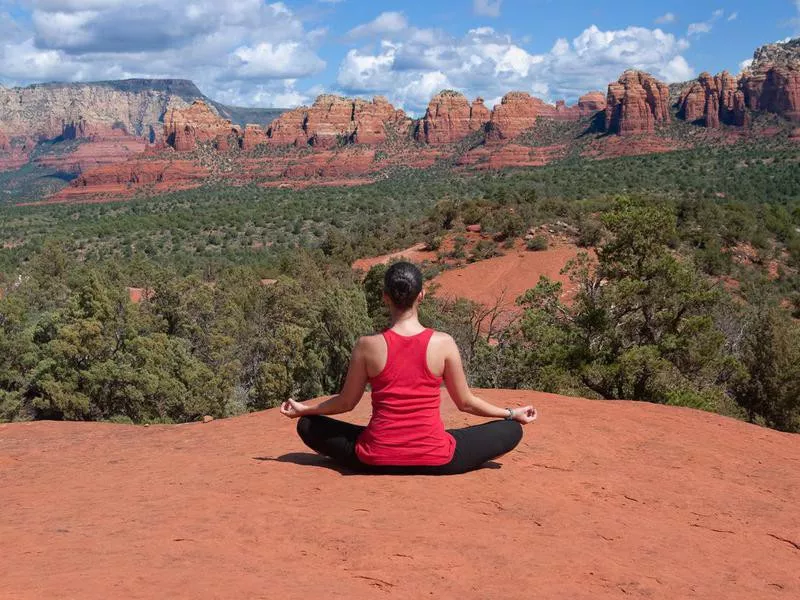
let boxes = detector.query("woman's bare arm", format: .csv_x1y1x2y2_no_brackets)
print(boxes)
442,335,537,424
280,338,368,418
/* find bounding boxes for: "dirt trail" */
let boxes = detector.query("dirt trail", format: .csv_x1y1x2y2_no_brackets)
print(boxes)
1,390,798,599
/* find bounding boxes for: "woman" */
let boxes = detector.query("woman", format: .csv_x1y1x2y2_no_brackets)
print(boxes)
280,261,537,475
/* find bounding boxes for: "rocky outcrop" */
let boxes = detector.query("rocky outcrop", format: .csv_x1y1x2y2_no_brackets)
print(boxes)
484,93,591,142
241,124,268,151
71,159,209,187
0,81,193,142
266,95,410,148
352,96,409,144
736,38,800,122
414,91,491,144
678,72,747,128
164,101,241,152
605,71,671,135
741,65,800,122
486,93,547,141
577,91,607,115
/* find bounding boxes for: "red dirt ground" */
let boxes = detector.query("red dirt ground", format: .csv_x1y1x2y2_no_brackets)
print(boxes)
1,390,798,599
430,242,585,309
352,243,438,272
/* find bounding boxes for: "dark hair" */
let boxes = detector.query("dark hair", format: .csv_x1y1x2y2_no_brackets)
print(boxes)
384,261,423,309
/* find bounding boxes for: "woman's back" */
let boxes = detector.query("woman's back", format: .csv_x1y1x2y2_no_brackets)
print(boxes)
355,328,456,466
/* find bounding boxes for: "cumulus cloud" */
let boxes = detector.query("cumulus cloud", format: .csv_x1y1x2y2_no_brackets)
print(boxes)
655,12,677,25
347,12,408,38
474,0,502,18
0,1,326,107
337,23,694,114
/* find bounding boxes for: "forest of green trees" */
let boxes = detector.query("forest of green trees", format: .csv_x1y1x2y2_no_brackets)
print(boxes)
1,141,798,431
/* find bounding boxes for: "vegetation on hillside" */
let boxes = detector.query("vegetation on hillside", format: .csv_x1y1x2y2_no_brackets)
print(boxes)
1,140,799,431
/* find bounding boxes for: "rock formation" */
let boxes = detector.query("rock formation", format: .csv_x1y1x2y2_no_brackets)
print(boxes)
265,95,410,148
352,96,409,144
241,124,268,151
676,39,800,128
485,93,546,141
164,101,241,152
605,71,671,135
577,91,607,115
414,91,491,144
678,72,747,128
0,81,194,142
740,64,800,122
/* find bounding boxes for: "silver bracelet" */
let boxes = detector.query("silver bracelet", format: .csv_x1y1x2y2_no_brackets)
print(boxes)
504,408,514,420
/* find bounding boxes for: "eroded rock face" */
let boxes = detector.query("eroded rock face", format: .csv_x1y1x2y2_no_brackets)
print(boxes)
0,82,188,142
741,66,800,122
352,96,410,145
266,95,410,147
241,124,268,151
578,91,607,116
605,71,671,135
678,72,747,128
164,101,241,151
71,159,209,187
414,91,491,144
486,93,546,141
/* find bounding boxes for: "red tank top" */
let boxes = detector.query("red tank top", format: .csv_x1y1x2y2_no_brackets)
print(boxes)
355,328,456,466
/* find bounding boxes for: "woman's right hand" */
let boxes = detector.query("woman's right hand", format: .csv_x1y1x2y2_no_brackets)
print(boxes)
512,406,538,424
280,398,309,419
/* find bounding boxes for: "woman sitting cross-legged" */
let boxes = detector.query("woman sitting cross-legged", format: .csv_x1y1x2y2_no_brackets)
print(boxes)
280,261,537,475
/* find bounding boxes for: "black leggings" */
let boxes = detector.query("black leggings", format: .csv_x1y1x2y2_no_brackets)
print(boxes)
295,415,523,475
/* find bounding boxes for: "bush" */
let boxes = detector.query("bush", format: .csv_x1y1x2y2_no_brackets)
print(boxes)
526,235,548,251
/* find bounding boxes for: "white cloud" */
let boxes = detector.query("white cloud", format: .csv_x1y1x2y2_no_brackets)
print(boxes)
474,0,502,18
739,58,753,71
728,12,738,21
687,9,726,36
655,12,677,25
337,23,693,114
347,12,408,38
687,22,712,35
231,42,325,79
0,1,327,107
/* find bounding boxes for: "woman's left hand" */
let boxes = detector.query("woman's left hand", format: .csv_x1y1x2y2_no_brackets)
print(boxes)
280,398,309,419
512,406,538,424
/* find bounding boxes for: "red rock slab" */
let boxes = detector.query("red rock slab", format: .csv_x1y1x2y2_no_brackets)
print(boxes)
459,143,567,169
430,242,584,310
582,135,681,160
352,243,437,272
1,389,798,599
33,137,148,173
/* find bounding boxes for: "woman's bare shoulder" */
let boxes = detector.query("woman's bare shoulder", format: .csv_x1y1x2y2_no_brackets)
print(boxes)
430,330,456,347
358,333,386,349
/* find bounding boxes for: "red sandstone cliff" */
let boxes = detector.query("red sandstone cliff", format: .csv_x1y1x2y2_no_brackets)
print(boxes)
415,91,491,144
265,95,410,148
241,124,268,151
678,72,747,128
578,91,607,115
605,71,671,135
742,38,800,121
164,101,241,152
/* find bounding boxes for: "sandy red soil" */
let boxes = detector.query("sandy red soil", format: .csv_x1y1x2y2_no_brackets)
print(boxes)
352,243,438,272
430,242,585,309
1,390,798,599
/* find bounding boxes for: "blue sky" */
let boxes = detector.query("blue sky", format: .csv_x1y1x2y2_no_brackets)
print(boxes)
0,0,798,114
